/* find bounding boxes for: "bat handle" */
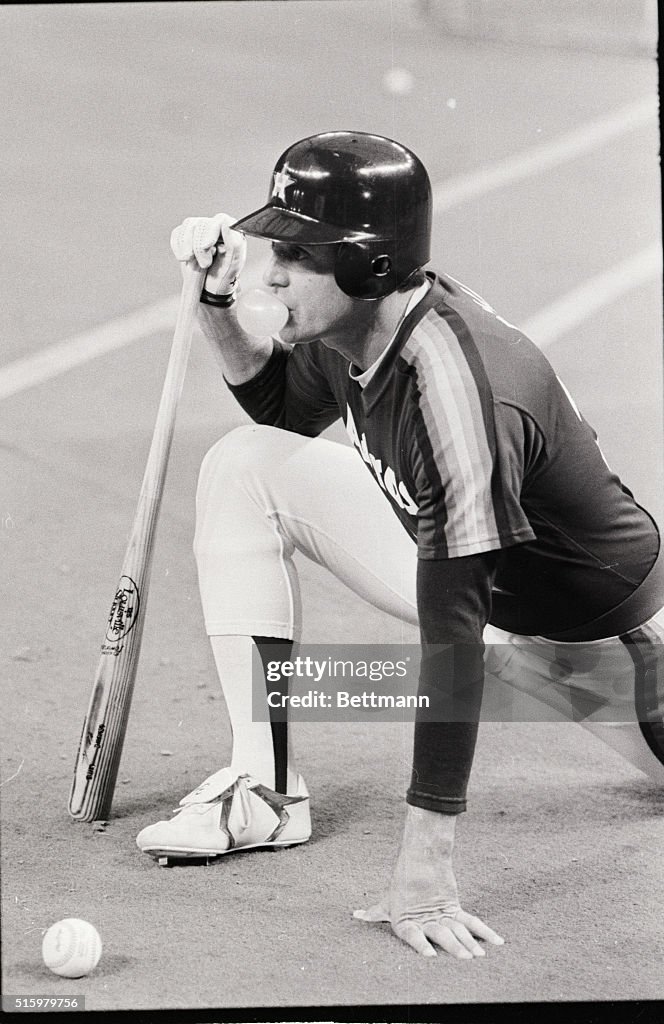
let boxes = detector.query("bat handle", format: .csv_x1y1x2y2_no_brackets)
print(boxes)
176,261,207,333
142,260,207,477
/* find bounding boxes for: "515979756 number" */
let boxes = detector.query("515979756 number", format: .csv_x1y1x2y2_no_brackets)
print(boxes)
3,996,85,1012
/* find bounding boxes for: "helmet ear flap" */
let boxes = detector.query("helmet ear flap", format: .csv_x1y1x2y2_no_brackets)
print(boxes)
334,241,396,300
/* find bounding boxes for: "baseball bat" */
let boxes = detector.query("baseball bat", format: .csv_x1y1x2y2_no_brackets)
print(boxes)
68,261,206,821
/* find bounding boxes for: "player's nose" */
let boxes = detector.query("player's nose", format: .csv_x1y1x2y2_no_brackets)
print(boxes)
262,253,288,289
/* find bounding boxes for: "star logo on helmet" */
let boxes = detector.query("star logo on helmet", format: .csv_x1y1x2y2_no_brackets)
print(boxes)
272,170,296,203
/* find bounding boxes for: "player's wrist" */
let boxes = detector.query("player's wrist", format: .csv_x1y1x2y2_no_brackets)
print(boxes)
403,803,456,852
200,289,235,307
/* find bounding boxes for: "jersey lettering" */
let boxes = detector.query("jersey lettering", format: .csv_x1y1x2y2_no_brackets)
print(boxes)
368,453,386,490
383,466,400,504
398,480,419,516
345,404,418,515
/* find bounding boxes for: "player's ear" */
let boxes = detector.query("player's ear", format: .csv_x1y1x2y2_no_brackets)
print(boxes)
335,241,396,300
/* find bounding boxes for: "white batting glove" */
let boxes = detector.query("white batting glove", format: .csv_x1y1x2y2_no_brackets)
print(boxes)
170,213,247,300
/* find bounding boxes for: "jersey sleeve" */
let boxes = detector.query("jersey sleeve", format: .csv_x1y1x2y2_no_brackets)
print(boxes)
226,339,341,436
407,551,497,814
402,312,538,558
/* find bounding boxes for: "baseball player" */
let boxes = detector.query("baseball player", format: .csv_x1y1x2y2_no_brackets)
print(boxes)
137,132,664,960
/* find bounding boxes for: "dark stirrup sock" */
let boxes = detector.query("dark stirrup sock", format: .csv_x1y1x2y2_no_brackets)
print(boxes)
252,636,293,794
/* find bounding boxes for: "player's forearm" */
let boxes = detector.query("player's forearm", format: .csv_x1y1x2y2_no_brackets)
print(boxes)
407,720,481,813
198,303,273,385
226,338,341,437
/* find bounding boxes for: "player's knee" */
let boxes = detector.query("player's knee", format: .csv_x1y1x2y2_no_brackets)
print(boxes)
193,425,293,568
198,424,277,490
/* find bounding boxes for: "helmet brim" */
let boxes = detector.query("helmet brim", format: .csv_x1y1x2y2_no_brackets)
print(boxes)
232,204,372,244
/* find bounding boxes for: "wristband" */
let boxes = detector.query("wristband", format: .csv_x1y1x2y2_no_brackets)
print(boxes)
200,289,235,307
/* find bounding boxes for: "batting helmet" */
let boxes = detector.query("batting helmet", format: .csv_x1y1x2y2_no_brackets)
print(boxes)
232,131,432,300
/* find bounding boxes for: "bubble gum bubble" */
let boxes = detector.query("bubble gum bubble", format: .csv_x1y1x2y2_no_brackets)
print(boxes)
236,289,289,336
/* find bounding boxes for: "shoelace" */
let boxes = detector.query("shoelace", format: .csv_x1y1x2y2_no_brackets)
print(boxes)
173,776,253,832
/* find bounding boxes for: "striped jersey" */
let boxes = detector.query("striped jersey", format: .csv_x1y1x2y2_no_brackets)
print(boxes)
229,271,661,637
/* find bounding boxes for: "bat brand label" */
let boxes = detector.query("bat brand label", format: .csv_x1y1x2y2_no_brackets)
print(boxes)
105,576,140,643
83,724,105,779
101,643,124,656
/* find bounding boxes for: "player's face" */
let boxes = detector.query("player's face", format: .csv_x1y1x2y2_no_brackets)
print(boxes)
262,241,368,346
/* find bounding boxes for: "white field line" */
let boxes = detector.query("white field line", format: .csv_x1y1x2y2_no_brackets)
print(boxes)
522,241,662,348
433,95,658,211
0,296,179,401
0,97,659,401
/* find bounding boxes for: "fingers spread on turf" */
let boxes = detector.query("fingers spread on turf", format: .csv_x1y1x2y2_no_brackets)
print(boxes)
393,920,437,958
353,904,390,923
455,909,505,945
446,919,486,956
421,921,476,959
458,925,487,956
353,904,504,959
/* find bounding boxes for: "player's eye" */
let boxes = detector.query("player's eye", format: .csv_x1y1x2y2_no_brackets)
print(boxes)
273,242,310,264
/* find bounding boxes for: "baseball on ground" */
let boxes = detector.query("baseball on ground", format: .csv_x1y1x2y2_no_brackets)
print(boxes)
42,918,102,978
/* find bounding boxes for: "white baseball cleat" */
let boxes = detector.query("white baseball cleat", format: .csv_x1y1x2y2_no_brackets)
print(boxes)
136,767,311,865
